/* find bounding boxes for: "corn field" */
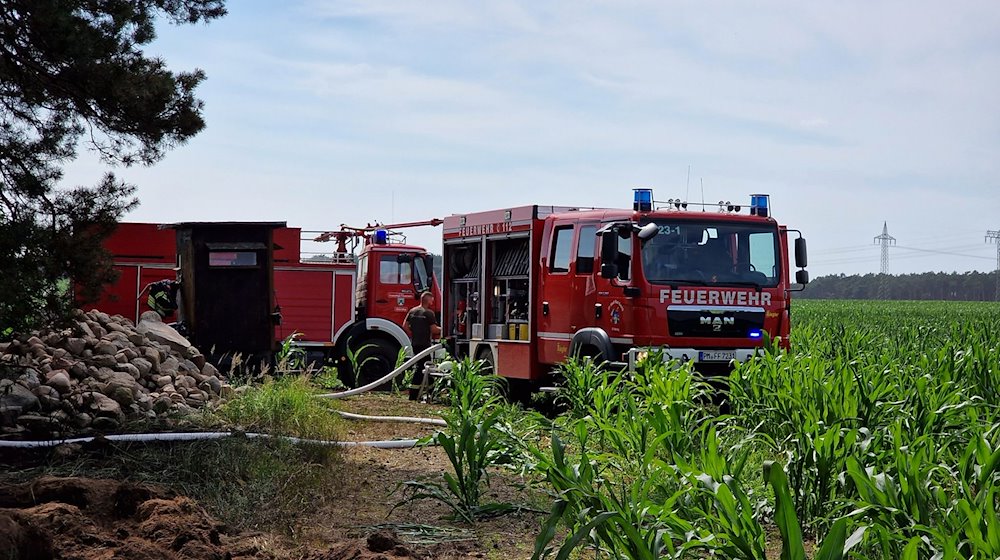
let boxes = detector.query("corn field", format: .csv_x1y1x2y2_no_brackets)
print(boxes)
426,300,1000,559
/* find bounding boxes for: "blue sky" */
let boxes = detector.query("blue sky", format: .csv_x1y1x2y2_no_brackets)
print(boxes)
61,0,1000,277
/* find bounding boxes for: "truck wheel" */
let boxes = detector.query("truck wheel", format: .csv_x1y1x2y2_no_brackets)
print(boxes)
352,338,400,390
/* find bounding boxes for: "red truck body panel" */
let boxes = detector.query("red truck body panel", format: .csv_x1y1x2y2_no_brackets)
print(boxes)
87,223,355,347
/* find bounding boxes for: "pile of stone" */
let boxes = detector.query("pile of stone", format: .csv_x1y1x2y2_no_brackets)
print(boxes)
0,310,234,437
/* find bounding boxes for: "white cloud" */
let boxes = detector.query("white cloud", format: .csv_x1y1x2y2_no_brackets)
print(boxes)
58,0,1000,277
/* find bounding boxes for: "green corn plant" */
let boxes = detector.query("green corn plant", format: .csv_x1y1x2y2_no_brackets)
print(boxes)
275,331,307,373
397,407,521,523
764,461,866,560
553,356,627,420
395,359,524,523
530,422,693,560
844,423,1000,559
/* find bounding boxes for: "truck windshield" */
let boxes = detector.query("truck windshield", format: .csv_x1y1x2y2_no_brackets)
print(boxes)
639,220,780,287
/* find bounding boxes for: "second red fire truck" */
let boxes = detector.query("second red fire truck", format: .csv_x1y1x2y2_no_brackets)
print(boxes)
440,189,808,392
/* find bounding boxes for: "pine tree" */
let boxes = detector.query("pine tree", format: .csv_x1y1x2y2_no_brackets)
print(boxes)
0,0,226,337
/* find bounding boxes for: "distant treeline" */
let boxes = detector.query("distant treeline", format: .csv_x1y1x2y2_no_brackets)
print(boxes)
800,271,999,301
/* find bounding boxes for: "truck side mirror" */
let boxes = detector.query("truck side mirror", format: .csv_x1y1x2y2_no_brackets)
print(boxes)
794,237,807,268
600,231,619,279
423,255,435,279
796,269,810,285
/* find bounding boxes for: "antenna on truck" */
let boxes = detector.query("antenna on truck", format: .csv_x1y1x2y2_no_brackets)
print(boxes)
700,178,705,212
685,165,691,202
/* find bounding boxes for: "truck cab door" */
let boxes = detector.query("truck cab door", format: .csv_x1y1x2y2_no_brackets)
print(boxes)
368,250,415,327
537,223,575,365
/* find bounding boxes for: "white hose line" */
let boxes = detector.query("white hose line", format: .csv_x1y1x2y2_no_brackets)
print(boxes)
0,431,429,449
336,411,447,426
315,343,442,400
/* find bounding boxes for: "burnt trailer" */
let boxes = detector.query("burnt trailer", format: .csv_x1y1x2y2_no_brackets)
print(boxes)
170,222,285,363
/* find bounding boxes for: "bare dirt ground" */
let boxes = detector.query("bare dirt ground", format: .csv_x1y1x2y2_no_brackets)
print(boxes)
0,394,547,560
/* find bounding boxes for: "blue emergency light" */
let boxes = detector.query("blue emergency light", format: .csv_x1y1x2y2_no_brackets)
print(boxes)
633,188,653,212
748,328,764,340
750,194,770,218
374,229,388,244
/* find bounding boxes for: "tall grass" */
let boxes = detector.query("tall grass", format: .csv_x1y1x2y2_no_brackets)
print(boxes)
218,375,342,441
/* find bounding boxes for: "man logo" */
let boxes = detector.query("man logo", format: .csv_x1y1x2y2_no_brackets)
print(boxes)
700,316,735,332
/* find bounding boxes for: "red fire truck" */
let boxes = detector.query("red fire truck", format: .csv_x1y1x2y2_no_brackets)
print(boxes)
440,190,808,390
89,221,441,386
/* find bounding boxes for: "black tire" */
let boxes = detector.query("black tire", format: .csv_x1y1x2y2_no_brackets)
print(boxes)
351,338,400,390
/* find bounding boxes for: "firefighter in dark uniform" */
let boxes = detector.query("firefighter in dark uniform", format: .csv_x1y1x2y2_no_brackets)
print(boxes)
403,291,441,401
147,279,180,319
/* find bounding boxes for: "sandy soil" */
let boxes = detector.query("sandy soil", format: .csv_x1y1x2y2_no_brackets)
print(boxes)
0,394,546,560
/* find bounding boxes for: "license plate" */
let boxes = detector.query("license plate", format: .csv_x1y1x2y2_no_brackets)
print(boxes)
699,350,736,362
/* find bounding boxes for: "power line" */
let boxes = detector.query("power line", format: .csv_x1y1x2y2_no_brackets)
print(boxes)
893,245,995,260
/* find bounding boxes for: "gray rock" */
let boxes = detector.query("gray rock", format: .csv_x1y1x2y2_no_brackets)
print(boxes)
17,413,58,432
136,317,192,353
88,392,122,417
131,358,153,377
105,330,130,347
201,362,220,379
140,310,162,323
77,321,95,338
44,370,72,394
155,376,172,388
16,369,40,390
152,396,172,414
109,386,134,407
160,356,179,376
114,363,140,379
204,377,222,395
93,367,116,382
49,356,74,371
142,347,160,370
73,413,93,428
38,394,62,412
185,347,207,369
94,341,117,356
65,337,87,355
1,381,39,415
31,385,59,398
106,371,138,394
91,416,119,431
128,332,146,347
90,354,118,368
